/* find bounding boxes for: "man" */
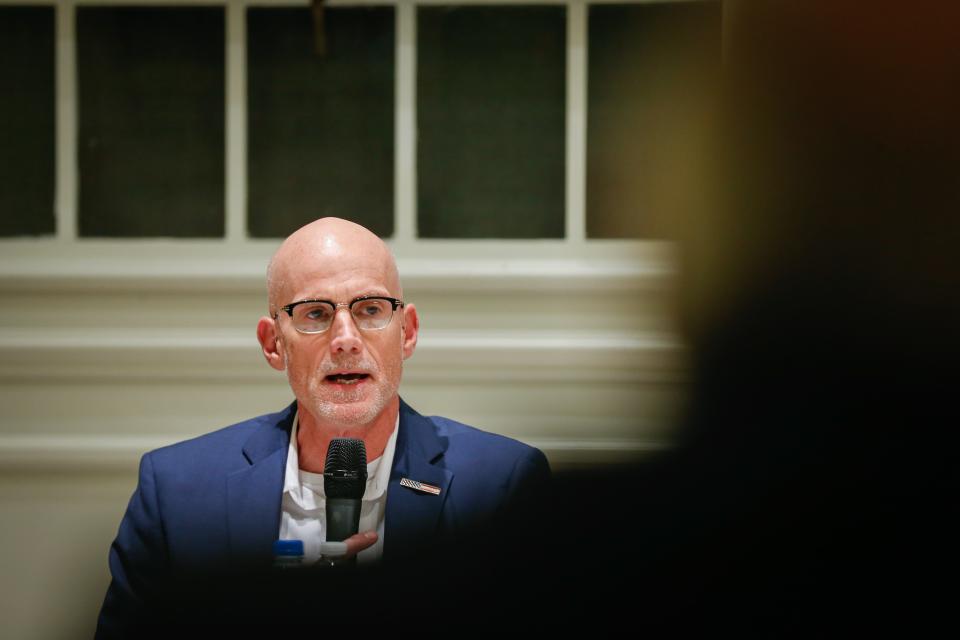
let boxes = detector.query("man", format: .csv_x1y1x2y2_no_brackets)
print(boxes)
96,218,550,636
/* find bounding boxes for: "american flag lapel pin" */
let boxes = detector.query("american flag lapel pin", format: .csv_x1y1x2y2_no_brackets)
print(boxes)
400,477,442,495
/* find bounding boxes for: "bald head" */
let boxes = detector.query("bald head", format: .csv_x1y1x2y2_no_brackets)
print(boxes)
266,218,401,314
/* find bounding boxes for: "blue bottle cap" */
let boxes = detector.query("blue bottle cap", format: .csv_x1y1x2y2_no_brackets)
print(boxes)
273,539,305,557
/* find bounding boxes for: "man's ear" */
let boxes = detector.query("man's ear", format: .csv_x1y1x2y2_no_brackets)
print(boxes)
401,303,419,360
256,316,286,371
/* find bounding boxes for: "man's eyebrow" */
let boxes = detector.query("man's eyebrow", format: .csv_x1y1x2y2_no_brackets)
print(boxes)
296,288,390,299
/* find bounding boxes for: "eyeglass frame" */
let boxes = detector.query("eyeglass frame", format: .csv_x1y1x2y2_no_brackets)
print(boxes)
272,295,406,334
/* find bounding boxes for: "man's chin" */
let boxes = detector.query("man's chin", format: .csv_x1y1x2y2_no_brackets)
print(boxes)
313,399,383,427
299,380,398,427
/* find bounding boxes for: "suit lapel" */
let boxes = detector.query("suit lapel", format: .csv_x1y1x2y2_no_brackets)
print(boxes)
224,400,451,563
385,400,453,560
226,403,294,564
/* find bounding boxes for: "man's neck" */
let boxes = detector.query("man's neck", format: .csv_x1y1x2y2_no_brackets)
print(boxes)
295,397,399,473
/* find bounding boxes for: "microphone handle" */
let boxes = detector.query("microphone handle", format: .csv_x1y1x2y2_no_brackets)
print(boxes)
326,497,362,543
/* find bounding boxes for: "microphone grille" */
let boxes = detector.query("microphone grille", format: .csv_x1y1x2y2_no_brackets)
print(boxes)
323,438,368,500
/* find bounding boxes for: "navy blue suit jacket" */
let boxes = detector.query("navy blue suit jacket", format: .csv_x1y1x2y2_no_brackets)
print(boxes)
96,399,550,636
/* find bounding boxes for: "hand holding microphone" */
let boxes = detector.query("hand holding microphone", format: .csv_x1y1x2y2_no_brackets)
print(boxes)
322,437,376,565
317,531,378,566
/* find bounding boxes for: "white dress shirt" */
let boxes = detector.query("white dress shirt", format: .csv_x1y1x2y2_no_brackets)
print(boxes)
278,410,398,566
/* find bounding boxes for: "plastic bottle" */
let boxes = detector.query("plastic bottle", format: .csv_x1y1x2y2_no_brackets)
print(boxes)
272,539,305,569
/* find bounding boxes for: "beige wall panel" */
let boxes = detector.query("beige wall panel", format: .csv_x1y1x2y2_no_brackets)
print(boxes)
0,472,135,640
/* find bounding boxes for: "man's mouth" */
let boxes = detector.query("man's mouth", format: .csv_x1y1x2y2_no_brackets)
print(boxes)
325,372,370,385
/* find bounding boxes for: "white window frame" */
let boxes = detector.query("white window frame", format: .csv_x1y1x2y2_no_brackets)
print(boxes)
0,0,704,294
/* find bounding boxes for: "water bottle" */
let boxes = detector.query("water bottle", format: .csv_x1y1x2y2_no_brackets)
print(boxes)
272,539,305,569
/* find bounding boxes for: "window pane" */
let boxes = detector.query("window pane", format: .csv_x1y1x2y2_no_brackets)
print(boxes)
0,6,55,236
247,7,395,238
77,7,225,237
587,2,721,239
418,6,566,239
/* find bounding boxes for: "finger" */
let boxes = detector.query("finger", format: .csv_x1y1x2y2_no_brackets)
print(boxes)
341,531,378,558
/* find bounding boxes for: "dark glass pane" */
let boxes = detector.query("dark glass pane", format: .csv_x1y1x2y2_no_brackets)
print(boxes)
0,6,55,236
587,2,721,239
247,7,395,238
77,7,225,237
418,6,566,238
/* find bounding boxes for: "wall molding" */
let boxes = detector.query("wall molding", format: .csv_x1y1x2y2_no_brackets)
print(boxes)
0,249,676,294
0,434,671,473
0,328,685,383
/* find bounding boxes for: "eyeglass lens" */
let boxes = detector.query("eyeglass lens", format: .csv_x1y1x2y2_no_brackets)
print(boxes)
291,298,395,333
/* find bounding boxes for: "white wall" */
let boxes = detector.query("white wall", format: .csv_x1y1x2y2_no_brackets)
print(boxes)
0,245,687,638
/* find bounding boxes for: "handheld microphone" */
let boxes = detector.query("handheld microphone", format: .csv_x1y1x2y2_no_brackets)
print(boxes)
323,438,368,546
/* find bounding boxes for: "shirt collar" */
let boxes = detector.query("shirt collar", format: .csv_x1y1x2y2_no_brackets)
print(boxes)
283,409,399,504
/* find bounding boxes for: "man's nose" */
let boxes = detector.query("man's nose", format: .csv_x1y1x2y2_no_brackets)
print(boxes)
328,308,362,354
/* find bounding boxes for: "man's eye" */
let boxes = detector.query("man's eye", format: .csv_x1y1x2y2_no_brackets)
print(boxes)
304,306,332,321
359,304,383,317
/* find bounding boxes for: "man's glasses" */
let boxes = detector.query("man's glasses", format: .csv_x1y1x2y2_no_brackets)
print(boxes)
273,296,404,334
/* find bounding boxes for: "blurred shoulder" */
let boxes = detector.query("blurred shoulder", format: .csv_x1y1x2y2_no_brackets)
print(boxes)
427,414,543,461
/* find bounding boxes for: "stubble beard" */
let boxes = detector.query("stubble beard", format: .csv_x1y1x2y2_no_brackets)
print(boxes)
293,358,401,428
